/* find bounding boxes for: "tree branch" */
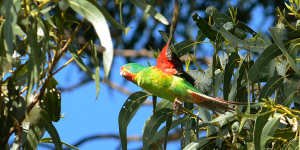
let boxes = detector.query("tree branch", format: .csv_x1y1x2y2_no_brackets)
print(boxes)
97,46,211,64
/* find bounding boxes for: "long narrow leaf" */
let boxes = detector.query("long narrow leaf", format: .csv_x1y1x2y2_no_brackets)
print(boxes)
91,42,100,98
129,0,169,25
269,27,299,73
45,122,63,150
68,0,113,77
118,91,149,150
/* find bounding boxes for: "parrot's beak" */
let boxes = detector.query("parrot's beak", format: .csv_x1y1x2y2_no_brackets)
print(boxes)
120,70,125,77
120,66,135,83
120,66,126,77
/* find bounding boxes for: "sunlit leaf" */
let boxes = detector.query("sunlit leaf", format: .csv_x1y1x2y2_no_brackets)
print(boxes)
129,0,169,25
68,0,113,77
91,42,100,98
118,91,149,150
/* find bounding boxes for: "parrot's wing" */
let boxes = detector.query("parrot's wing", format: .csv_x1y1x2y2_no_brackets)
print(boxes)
157,44,195,85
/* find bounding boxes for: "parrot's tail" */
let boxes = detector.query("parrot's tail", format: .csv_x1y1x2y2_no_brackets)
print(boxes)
188,90,245,113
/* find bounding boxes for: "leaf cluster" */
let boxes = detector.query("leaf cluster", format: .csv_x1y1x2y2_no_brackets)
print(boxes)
119,2,300,149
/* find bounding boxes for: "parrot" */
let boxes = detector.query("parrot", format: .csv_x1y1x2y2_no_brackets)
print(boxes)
120,0,242,112
120,63,242,112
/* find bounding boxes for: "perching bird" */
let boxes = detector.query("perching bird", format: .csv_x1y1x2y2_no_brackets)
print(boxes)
120,63,242,112
120,0,242,112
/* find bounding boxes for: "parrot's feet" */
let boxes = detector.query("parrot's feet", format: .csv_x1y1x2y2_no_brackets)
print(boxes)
173,98,183,115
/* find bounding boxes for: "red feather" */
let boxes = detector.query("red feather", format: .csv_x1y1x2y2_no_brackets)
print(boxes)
156,43,177,75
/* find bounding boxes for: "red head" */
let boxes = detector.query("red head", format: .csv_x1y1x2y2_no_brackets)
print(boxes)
120,63,145,83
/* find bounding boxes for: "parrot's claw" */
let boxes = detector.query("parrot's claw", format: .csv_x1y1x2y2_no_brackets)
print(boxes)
173,98,183,115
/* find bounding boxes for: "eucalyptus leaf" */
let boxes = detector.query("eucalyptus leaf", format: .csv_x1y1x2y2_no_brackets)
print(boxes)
129,0,169,25
260,113,281,149
223,52,239,99
45,122,63,150
270,27,299,73
143,108,173,149
183,136,215,150
248,44,281,82
68,0,113,77
91,42,100,98
192,13,218,41
253,108,272,150
23,126,46,150
3,0,21,63
118,91,149,150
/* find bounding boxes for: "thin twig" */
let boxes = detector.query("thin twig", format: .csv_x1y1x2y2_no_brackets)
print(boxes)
52,42,89,75
103,78,132,95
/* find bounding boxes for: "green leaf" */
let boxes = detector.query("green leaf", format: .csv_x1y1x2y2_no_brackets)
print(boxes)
258,73,283,100
70,50,94,78
174,40,195,57
223,52,239,100
143,108,173,149
118,91,149,150
27,16,43,84
228,55,248,102
248,44,282,82
2,0,21,63
269,27,299,73
45,122,63,150
192,13,218,41
68,0,113,77
129,0,169,25
283,137,300,150
208,112,235,126
147,118,187,149
155,99,173,111
278,78,299,106
260,113,281,149
40,137,79,150
23,125,46,150
91,2,130,34
91,42,100,98
253,109,272,150
183,136,215,150
217,27,269,52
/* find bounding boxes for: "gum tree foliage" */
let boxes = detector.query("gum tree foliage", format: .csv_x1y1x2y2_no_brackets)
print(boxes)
0,0,299,149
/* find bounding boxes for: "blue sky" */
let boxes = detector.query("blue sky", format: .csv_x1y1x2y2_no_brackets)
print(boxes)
33,2,274,150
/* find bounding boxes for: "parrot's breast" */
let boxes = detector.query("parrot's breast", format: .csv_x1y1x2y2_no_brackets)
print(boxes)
135,67,176,101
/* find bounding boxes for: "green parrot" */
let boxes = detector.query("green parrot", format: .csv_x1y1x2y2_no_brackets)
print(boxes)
120,0,242,112
120,62,242,112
